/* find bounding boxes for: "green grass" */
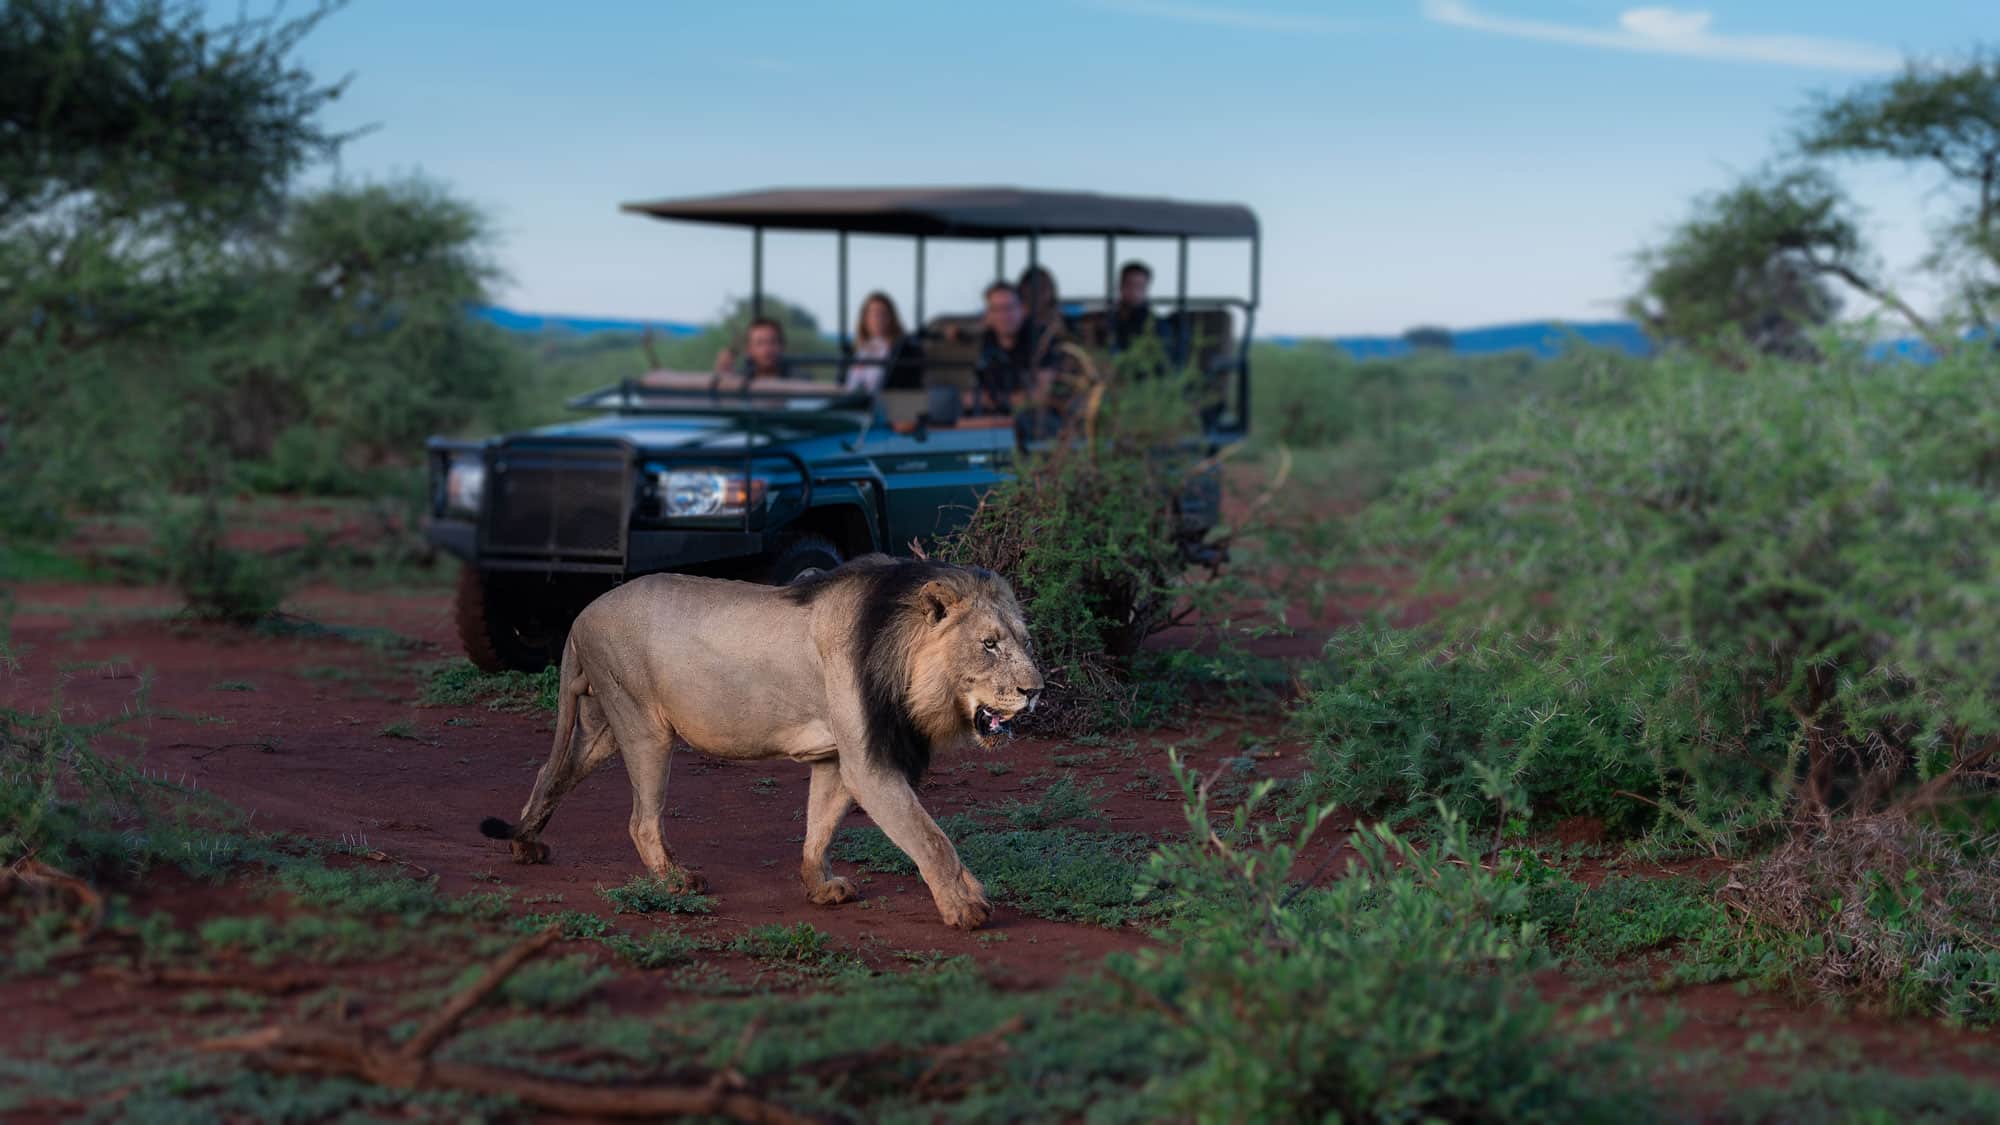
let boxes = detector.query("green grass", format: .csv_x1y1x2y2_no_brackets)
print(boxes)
992,773,1102,829
453,953,612,1012
1713,1068,2000,1124
603,929,704,970
1521,873,1734,971
420,660,560,713
0,541,93,583
597,874,713,916
833,814,1158,928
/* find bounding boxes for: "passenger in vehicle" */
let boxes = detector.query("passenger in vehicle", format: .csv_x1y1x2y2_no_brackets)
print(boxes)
1016,265,1075,335
970,281,1055,414
844,291,924,394
1112,260,1158,352
712,316,789,380
1110,259,1170,381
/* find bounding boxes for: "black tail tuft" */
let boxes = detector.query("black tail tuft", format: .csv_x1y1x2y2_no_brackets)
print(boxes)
478,817,517,840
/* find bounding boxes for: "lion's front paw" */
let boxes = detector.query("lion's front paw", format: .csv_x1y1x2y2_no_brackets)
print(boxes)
937,882,992,931
958,867,987,902
510,839,551,865
808,875,859,905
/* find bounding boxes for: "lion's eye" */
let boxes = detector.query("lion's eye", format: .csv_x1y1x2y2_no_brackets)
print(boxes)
982,638,999,653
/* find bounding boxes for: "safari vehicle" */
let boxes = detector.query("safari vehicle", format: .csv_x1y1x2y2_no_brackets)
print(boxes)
425,186,1262,673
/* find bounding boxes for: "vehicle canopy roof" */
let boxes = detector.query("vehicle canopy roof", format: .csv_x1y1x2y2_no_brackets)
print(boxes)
619,185,1258,240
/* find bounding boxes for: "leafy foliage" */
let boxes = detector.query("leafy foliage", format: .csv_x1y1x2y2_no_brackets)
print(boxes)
0,3,521,538
156,494,293,623
421,660,561,713
1627,165,1859,360
1109,755,1659,1122
833,813,1159,927
0,0,350,233
0,672,252,885
1723,812,2000,1026
1359,342,2000,839
1797,48,2000,329
935,361,1257,729
597,874,713,916
1290,623,1791,845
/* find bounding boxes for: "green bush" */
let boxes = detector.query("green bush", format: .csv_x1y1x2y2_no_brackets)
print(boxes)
598,874,713,915
421,660,561,713
1110,755,1658,1122
1248,342,1639,497
156,495,293,624
1,676,260,890
1359,341,2000,834
1289,623,1794,845
936,364,1246,729
1722,812,2000,1026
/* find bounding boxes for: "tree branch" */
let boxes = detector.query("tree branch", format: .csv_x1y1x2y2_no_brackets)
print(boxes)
1808,255,1954,351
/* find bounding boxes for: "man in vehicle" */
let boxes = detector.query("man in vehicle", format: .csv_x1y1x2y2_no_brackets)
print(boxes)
713,316,791,380
1111,260,1158,352
972,280,1064,416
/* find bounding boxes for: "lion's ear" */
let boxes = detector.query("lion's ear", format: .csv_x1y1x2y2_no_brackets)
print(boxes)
917,579,962,625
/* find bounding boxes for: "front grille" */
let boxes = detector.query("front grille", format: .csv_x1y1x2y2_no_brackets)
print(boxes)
482,443,631,559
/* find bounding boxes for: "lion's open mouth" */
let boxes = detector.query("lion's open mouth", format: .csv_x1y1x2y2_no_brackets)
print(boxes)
974,705,1013,737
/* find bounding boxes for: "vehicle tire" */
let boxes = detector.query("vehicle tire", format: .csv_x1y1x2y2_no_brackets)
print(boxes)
453,567,574,674
767,534,844,586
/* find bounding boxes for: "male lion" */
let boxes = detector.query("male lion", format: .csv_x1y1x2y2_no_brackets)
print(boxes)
478,555,1043,930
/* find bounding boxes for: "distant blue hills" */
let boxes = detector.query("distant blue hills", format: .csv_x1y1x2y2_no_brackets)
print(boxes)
471,305,1947,363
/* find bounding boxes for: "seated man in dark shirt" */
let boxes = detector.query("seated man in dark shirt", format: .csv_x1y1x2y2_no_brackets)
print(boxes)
712,316,792,381
1111,260,1157,352
1109,259,1173,383
970,281,1055,414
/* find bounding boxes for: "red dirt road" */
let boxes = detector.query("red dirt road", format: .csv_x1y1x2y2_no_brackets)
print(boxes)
3,580,1295,987
8,574,1998,1115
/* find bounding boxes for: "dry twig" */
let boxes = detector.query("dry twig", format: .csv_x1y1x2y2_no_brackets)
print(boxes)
200,923,823,1124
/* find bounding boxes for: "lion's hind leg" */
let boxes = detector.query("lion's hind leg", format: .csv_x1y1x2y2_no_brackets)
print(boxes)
483,659,616,865
800,760,859,905
623,728,707,893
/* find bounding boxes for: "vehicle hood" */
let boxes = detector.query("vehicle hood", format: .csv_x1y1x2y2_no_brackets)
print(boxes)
520,411,866,452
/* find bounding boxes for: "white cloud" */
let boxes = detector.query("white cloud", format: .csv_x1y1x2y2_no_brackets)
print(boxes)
1421,1,1902,73
1088,0,1358,35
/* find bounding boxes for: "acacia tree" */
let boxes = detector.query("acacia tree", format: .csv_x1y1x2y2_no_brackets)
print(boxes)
1796,49,2000,335
0,0,355,346
1627,166,1873,361
0,0,520,519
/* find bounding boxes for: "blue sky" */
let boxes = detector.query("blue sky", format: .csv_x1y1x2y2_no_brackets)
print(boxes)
276,1,1989,336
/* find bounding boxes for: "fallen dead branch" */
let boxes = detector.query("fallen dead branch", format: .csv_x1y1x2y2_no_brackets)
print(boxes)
92,964,330,994
1,855,104,933
199,923,823,1124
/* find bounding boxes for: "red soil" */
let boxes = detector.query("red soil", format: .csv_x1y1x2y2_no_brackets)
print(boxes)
6,480,1995,1114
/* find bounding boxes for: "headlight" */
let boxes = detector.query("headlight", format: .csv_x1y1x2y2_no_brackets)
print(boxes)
445,456,485,516
657,468,766,519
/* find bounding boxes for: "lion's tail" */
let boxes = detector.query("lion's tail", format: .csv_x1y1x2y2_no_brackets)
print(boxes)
476,635,588,845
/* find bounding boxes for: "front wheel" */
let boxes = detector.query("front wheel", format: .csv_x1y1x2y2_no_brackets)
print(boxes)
454,568,585,673
767,534,845,586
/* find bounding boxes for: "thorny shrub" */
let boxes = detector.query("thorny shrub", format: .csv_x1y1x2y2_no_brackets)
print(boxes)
1723,808,2000,1026
156,492,293,624
1109,753,1659,1122
936,343,1289,731
1289,622,1797,849
1353,341,2000,837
